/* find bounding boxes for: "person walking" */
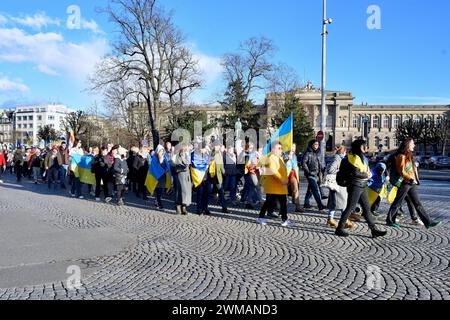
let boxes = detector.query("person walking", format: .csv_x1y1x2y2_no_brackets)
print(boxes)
223,147,238,206
285,143,304,213
59,142,69,189
30,148,42,184
323,146,351,228
45,146,62,190
172,144,192,215
127,145,139,195
386,138,441,229
13,147,24,182
192,142,212,215
111,145,129,206
302,140,326,211
210,142,229,214
92,146,112,203
256,141,292,227
0,148,6,183
134,147,150,200
335,140,387,238
69,139,85,199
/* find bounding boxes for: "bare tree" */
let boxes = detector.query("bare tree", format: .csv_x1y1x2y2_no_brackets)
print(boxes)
267,63,301,94
90,0,201,149
222,36,275,101
60,110,89,138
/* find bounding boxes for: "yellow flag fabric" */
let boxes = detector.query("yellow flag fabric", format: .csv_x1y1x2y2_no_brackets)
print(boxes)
209,160,216,179
368,184,388,206
387,186,398,204
348,153,370,175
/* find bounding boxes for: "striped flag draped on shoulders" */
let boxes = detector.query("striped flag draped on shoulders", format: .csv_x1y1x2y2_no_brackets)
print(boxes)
145,149,172,195
70,154,96,185
190,150,210,188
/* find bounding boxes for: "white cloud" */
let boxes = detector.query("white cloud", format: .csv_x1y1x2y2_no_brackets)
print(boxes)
37,64,60,76
0,27,109,81
11,12,60,29
0,77,29,93
193,52,223,85
0,14,8,25
81,19,102,34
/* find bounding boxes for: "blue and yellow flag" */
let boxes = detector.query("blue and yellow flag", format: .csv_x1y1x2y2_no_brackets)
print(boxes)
70,154,96,185
264,113,293,155
145,154,171,195
191,151,210,188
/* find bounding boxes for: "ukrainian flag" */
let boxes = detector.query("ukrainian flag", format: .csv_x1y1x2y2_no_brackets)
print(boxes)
67,131,75,149
70,154,96,185
264,113,293,155
191,151,210,188
145,155,171,195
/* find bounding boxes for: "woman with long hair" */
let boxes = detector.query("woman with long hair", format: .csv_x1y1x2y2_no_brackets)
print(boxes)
386,138,441,229
335,140,387,238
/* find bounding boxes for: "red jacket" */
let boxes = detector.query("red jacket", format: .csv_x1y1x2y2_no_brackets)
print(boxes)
0,152,6,166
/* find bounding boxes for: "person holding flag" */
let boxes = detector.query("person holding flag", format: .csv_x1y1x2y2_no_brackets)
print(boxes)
285,143,303,213
69,139,85,199
145,145,172,210
191,142,212,215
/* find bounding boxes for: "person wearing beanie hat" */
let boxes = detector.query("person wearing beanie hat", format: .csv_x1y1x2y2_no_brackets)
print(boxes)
302,139,326,211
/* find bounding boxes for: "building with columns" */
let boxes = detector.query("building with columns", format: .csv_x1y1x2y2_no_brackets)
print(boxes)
265,84,450,153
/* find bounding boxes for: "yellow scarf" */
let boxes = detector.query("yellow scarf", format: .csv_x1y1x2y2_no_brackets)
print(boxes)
348,153,370,175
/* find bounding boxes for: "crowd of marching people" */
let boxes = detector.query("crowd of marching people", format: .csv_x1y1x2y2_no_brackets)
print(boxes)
0,136,442,238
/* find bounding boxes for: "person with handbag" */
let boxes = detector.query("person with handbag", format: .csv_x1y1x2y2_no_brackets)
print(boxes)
322,146,353,229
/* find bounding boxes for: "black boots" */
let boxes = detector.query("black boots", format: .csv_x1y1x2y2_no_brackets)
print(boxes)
335,228,349,237
181,205,188,215
371,227,387,239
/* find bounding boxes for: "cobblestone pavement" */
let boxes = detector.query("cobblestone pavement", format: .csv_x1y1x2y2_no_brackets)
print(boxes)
0,174,449,300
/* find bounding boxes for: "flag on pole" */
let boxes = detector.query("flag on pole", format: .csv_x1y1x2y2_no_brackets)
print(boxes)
67,131,75,149
264,113,293,155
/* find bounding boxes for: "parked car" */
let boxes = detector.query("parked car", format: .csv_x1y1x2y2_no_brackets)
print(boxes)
416,156,431,168
428,156,450,169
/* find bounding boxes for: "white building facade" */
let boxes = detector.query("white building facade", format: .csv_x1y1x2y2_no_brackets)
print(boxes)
13,104,75,145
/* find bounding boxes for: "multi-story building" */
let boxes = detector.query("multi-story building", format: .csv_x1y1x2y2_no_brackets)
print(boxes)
265,84,450,153
0,110,14,145
0,104,74,144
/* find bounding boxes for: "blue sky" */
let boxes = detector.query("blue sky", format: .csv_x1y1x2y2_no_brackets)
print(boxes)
0,0,449,110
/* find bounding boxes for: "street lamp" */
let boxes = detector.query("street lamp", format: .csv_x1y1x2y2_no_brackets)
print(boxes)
320,0,332,164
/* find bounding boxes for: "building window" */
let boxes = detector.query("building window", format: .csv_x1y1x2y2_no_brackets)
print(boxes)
373,115,380,129
403,115,411,124
48,115,55,121
23,124,27,129
375,136,381,148
383,115,390,129
342,118,347,128
37,116,42,121
18,124,22,129
17,116,22,121
394,138,399,147
29,116,33,121
29,124,33,128
413,115,421,124
352,115,359,128
393,116,400,129
384,137,390,149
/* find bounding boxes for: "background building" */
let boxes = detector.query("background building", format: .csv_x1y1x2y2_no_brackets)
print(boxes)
0,110,14,145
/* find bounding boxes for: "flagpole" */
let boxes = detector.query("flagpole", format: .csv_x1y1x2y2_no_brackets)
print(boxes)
320,0,332,165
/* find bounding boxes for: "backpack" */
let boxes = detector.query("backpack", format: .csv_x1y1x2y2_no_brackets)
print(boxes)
336,157,351,187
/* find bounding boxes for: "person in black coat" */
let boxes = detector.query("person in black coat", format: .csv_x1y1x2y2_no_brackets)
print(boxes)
302,139,326,210
92,146,112,202
335,140,387,238
127,146,138,194
111,145,129,206
133,147,150,200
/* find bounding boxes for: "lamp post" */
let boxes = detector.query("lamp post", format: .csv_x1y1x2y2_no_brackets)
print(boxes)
320,0,332,164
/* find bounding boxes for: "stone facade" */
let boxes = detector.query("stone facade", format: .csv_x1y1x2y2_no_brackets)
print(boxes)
265,86,450,153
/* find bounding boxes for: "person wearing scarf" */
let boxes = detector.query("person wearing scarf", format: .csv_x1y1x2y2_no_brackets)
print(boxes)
152,145,171,210
172,144,192,215
335,140,387,238
191,142,212,215
386,138,441,229
285,143,303,213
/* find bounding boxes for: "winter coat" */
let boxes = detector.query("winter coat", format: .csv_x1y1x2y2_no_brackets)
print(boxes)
44,152,62,169
302,143,323,178
325,154,348,211
172,152,192,206
261,153,288,195
113,156,129,185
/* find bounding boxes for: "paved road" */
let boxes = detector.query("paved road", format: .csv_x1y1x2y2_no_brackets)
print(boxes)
0,174,449,300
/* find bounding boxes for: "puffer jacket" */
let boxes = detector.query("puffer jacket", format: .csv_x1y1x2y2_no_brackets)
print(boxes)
261,153,288,195
302,143,322,178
